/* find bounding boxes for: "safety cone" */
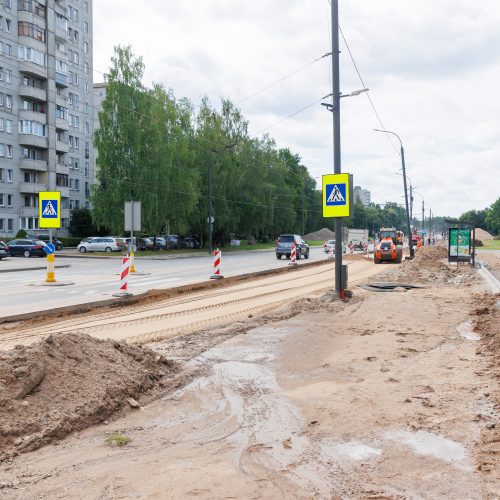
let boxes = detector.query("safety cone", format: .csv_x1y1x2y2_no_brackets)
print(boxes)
210,248,224,279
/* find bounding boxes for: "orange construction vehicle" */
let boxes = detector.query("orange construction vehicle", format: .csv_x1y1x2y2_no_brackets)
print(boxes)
374,227,403,264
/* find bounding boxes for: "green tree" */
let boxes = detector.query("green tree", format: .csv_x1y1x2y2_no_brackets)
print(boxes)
69,208,96,236
459,209,488,230
485,198,500,235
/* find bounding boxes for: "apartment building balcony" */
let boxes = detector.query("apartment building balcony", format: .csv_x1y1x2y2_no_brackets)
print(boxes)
56,163,69,175
55,72,69,88
20,182,48,194
56,94,68,107
58,186,70,198
20,206,39,218
19,134,48,149
19,110,47,124
56,140,69,153
19,158,48,172
18,61,48,80
56,117,69,131
18,85,46,102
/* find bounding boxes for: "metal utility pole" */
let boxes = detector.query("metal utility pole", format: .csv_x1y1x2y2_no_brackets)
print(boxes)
331,0,343,295
422,199,425,237
410,183,414,222
374,129,414,258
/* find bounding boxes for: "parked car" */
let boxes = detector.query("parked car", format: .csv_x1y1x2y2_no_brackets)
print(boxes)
323,240,347,254
275,234,309,260
124,237,153,251
27,234,63,250
146,236,167,250
0,240,9,259
7,239,46,258
77,237,125,253
165,235,179,249
180,236,200,249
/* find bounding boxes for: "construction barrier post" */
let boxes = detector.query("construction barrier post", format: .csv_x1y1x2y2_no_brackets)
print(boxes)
45,253,56,283
210,248,223,279
113,256,131,296
328,246,334,259
289,242,297,266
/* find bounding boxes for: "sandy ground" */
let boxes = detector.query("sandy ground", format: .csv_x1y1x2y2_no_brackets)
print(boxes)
0,247,498,498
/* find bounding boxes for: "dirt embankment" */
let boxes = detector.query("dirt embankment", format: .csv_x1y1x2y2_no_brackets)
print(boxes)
473,292,500,477
0,334,178,459
384,244,477,285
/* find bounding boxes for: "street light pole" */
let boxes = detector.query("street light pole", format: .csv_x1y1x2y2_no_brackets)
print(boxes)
331,0,343,295
374,129,414,258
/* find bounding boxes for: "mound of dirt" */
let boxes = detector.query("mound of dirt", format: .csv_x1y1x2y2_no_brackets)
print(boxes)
472,293,500,476
0,334,178,458
475,228,494,241
304,228,336,241
381,244,476,285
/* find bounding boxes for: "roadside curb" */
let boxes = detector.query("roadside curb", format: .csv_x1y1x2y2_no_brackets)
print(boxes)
0,264,70,274
476,260,500,293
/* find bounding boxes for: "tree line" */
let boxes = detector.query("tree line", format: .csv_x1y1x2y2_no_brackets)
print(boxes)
85,46,499,244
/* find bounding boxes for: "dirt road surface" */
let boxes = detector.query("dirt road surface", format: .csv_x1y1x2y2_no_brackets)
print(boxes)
0,247,498,498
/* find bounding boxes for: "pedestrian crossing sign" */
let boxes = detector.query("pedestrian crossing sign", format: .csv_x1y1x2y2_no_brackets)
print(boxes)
39,191,61,228
322,173,352,218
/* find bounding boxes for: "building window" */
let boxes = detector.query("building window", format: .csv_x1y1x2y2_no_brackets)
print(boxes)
5,94,12,108
18,1,46,17
84,1,88,14
6,145,12,158
7,219,14,232
18,45,47,66
7,193,13,206
0,193,3,206
83,41,88,54
24,171,37,183
84,122,89,134
18,21,46,42
56,105,68,120
19,120,46,136
56,173,69,187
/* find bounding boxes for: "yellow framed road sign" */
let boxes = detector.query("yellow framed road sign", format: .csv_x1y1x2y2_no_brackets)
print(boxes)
322,173,352,218
39,191,61,228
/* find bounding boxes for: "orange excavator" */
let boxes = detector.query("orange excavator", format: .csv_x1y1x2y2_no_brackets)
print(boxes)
374,227,403,264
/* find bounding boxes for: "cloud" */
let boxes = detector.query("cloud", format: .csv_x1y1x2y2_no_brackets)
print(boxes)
93,0,500,217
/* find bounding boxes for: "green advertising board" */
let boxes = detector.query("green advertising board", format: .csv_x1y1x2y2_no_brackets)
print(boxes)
448,228,471,262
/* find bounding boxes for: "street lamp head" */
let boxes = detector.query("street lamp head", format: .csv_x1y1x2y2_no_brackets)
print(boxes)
349,88,369,96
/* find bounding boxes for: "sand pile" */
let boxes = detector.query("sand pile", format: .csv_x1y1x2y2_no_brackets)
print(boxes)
0,333,178,458
475,228,494,241
304,228,336,241
382,244,476,285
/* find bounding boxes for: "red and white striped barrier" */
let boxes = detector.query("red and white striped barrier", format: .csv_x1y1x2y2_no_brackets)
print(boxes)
289,242,297,265
211,248,223,279
328,246,334,259
349,243,354,254
114,256,131,296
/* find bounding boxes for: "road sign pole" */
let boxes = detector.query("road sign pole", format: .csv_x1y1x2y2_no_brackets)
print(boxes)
331,0,343,297
130,200,136,273
45,253,56,283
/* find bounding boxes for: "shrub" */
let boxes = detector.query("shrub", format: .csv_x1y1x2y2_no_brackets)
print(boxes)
473,239,483,247
16,229,27,238
59,237,83,247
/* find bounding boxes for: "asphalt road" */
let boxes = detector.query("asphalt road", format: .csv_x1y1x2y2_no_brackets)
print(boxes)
0,247,332,319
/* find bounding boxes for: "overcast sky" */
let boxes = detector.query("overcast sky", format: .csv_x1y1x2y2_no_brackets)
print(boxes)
93,0,500,217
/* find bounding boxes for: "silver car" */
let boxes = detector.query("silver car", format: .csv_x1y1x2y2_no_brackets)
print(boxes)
77,237,125,253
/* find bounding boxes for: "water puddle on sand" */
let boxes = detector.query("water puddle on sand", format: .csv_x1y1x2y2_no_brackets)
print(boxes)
321,439,381,461
456,321,480,341
385,430,466,463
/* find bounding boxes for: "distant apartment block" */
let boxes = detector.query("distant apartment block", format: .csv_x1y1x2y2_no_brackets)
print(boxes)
92,80,105,183
354,185,371,207
0,0,93,237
